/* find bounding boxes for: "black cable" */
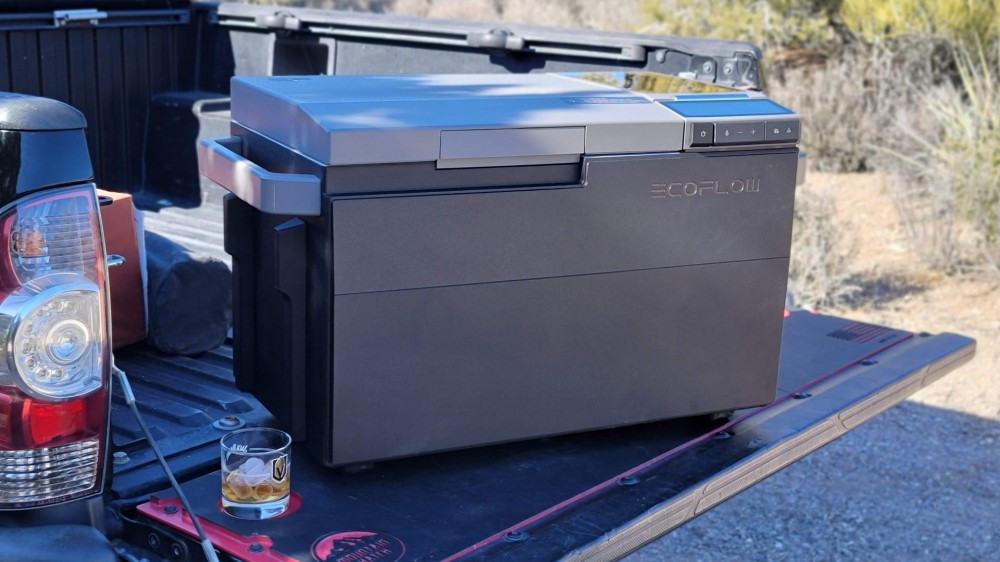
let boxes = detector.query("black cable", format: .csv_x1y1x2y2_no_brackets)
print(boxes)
113,362,221,562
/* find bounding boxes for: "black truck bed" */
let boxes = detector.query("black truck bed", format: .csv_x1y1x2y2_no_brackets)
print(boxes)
108,312,974,561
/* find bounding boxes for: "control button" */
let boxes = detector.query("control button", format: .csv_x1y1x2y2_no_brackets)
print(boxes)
715,121,766,145
691,122,714,147
765,120,800,142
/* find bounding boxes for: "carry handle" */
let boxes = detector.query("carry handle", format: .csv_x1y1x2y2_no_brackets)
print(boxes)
197,136,321,216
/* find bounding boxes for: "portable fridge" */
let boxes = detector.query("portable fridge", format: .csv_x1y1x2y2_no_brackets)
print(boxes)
198,72,801,466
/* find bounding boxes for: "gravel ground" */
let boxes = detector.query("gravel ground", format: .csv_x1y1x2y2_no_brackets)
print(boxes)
626,173,1000,561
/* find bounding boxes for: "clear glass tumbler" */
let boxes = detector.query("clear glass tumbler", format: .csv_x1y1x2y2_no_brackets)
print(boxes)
220,427,291,519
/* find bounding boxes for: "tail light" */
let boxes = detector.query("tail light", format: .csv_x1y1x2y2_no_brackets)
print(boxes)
0,186,110,509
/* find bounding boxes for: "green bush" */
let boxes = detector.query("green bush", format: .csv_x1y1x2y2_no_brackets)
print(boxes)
637,0,833,50
840,0,999,47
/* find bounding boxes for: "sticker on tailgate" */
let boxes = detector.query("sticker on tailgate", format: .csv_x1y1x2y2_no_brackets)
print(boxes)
311,530,405,562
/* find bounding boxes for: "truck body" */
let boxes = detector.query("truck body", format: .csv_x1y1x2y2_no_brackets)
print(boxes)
0,2,976,561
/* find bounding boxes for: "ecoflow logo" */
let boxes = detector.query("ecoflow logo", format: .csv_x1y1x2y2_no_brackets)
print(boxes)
650,178,761,198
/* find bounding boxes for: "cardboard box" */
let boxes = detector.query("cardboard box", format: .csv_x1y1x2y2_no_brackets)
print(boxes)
97,189,147,348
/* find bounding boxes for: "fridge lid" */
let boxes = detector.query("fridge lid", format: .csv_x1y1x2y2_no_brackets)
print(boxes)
230,73,688,167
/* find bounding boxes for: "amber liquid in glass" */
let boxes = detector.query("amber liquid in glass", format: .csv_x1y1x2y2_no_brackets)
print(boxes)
221,470,291,503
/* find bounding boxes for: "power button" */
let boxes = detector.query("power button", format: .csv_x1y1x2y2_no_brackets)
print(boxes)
691,122,714,147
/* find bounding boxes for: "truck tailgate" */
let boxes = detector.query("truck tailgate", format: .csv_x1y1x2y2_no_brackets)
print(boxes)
109,311,974,561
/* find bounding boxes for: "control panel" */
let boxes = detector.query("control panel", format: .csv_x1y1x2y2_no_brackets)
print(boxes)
660,95,800,150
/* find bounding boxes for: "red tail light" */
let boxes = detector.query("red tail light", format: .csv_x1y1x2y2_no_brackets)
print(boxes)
0,185,110,509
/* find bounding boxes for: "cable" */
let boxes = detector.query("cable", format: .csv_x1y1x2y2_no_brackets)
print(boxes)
113,361,221,562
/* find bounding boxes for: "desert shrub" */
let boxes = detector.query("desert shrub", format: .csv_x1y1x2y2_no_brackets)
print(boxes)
222,0,393,10
637,0,835,51
391,0,499,20
390,0,643,30
881,153,962,272
788,188,859,308
880,43,1000,272
768,38,948,173
767,53,873,173
840,0,999,47
942,45,1000,267
638,0,767,44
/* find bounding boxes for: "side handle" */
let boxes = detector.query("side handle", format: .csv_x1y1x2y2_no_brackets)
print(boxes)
198,136,321,216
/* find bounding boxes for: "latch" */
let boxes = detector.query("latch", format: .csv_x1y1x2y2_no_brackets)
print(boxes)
53,9,107,28
716,52,760,88
254,11,302,31
466,28,526,52
467,28,645,62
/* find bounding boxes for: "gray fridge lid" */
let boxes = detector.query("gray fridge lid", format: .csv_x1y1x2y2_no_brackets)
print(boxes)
230,73,687,167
